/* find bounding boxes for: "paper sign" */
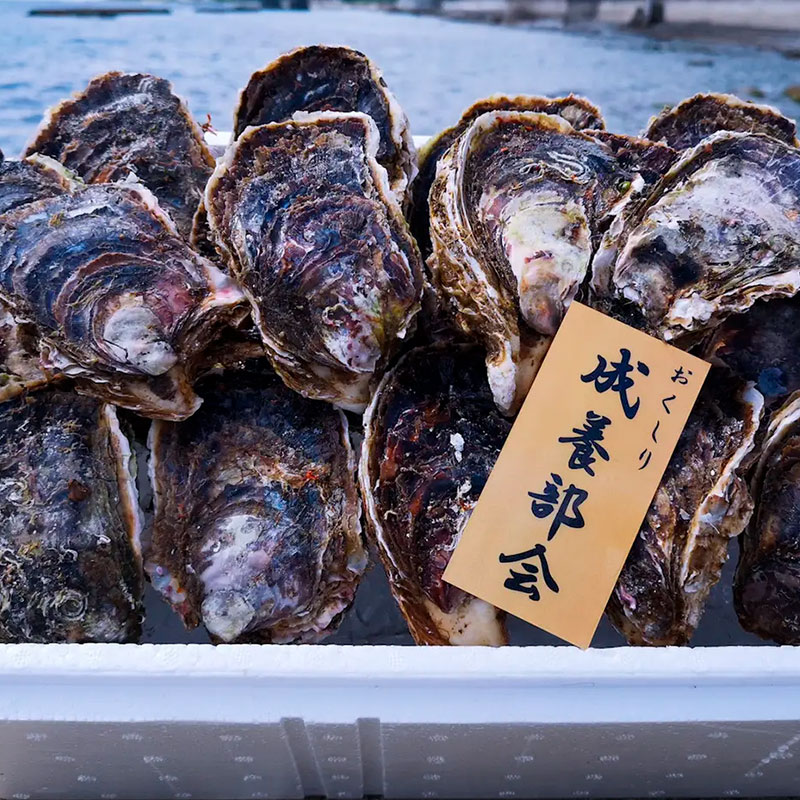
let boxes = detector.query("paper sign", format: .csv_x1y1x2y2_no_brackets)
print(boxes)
443,302,710,648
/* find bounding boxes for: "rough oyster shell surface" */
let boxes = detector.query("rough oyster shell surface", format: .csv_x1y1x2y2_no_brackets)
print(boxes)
360,344,508,646
233,45,416,202
645,92,799,150
596,131,800,344
0,181,245,419
0,150,77,215
0,390,143,643
607,370,763,646
205,112,423,412
703,296,800,403
24,71,215,239
147,361,366,644
409,94,605,258
428,110,634,414
735,392,800,643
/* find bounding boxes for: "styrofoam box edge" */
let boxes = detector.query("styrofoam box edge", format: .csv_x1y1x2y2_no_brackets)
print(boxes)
0,644,798,725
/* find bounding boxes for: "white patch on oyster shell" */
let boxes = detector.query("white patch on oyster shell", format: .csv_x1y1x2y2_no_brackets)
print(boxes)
104,404,144,561
752,390,800,497
199,514,265,641
480,188,590,334
450,432,465,463
202,591,256,643
423,596,506,646
101,299,177,376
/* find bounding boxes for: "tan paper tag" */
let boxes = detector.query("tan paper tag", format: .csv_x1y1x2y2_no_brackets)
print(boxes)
443,302,710,648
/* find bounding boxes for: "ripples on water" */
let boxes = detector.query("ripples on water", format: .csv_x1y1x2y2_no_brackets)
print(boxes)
1,1,799,154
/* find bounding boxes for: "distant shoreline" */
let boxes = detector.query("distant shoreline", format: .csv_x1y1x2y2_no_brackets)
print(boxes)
388,0,800,57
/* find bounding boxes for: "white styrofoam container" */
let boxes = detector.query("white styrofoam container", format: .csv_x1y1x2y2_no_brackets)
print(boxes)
2,132,799,800
1,644,800,799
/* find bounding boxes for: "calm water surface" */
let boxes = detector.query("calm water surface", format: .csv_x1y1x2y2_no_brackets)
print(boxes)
1,1,799,154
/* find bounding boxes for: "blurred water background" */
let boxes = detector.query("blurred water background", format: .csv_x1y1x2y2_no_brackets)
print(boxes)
1,0,799,155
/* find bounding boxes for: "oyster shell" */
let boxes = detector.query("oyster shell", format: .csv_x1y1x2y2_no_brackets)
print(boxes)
147,361,366,644
0,390,143,642
588,133,678,302
607,370,763,646
703,296,800,403
25,72,215,238
0,304,55,402
233,45,416,201
360,344,509,646
0,150,75,215
595,131,800,344
0,182,245,419
0,152,78,399
735,393,800,643
205,112,423,412
428,110,635,414
645,93,799,150
409,94,605,258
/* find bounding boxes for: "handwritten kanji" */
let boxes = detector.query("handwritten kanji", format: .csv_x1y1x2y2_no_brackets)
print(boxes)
499,544,559,601
581,348,649,419
528,474,589,540
558,410,611,476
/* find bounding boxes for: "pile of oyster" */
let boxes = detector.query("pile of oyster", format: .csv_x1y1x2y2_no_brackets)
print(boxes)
1,45,799,647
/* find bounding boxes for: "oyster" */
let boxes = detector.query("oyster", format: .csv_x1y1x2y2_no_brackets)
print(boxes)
703,296,800,403
0,150,75,215
428,110,635,414
0,390,143,643
595,132,800,344
607,371,762,646
0,151,77,399
645,93,798,150
735,393,800,643
360,344,509,646
147,361,366,644
205,112,423,412
0,182,245,419
409,94,605,258
25,72,215,238
233,45,416,201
